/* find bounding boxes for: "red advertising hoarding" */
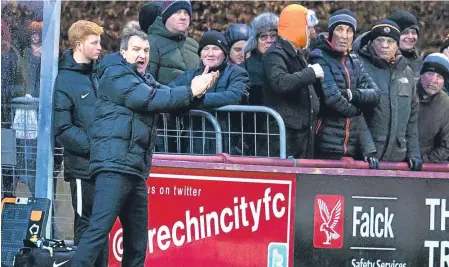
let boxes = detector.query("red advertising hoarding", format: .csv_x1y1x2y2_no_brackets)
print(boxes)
108,167,296,267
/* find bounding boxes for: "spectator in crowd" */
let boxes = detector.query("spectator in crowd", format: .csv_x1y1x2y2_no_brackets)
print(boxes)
440,34,449,93
53,20,108,266
356,19,422,170
122,20,141,35
389,10,423,81
138,1,162,33
147,0,199,85
24,21,43,97
1,3,35,54
262,4,322,159
1,19,24,128
71,29,216,267
417,53,449,163
243,12,278,106
441,34,449,58
169,30,249,154
225,23,251,65
310,9,380,168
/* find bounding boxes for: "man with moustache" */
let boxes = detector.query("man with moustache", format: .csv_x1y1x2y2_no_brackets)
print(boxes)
53,20,108,267
71,29,217,267
389,10,423,81
417,53,449,163
356,19,422,170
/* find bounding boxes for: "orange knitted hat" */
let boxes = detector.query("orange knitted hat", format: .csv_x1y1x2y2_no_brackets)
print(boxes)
278,4,309,49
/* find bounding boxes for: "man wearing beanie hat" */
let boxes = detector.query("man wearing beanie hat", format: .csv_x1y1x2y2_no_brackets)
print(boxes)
389,10,422,79
261,4,322,159
169,30,249,154
147,0,199,85
357,19,422,170
148,0,198,153
225,24,252,64
417,53,449,163
310,9,380,168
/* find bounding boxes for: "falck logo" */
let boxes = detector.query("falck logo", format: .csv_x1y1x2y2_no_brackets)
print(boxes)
313,195,344,249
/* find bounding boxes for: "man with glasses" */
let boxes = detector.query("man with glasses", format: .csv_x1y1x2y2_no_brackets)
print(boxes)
356,19,422,170
262,4,323,159
243,12,279,106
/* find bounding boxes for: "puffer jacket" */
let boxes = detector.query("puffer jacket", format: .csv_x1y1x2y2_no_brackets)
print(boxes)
53,49,97,180
310,34,379,159
169,62,249,110
169,61,249,155
89,52,193,179
357,43,421,162
147,17,199,85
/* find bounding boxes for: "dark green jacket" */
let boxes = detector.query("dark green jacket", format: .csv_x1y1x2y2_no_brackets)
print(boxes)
357,44,421,162
147,17,199,85
418,86,449,163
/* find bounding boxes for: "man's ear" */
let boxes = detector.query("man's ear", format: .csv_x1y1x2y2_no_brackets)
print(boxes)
120,49,125,56
76,41,82,52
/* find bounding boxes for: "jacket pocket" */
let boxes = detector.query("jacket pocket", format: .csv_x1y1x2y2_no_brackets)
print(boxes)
396,136,407,153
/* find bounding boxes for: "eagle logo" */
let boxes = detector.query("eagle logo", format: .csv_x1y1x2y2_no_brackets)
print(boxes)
317,198,342,245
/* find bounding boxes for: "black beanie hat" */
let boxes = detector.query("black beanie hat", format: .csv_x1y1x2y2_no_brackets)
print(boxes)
328,9,357,41
369,19,401,44
389,10,419,35
139,2,163,32
161,0,192,25
198,30,229,56
225,24,252,49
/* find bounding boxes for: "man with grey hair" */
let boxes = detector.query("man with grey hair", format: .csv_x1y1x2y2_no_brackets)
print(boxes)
71,29,218,267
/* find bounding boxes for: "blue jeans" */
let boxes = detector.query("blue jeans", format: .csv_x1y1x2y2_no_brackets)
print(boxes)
71,171,148,267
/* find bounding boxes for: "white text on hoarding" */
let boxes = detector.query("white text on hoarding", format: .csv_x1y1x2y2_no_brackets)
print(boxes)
352,207,394,238
351,258,406,267
147,187,286,253
424,198,449,267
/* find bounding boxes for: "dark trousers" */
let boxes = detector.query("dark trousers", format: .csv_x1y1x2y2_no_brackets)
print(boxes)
71,171,148,267
70,178,108,267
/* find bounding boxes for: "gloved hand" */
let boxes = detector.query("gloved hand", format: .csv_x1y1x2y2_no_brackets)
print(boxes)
308,64,324,79
339,89,350,100
364,154,379,169
407,157,423,171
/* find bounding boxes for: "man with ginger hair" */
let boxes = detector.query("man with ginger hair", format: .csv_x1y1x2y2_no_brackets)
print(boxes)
53,20,108,267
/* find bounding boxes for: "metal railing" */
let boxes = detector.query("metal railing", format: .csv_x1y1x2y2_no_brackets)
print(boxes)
154,105,287,159
155,110,223,155
214,105,287,159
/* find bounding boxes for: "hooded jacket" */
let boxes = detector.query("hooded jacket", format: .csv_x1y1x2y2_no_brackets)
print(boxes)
53,49,97,180
147,16,199,85
89,52,193,179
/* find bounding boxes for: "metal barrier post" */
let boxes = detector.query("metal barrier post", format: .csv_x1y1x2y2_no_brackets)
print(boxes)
188,110,223,154
35,0,61,237
215,105,287,159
